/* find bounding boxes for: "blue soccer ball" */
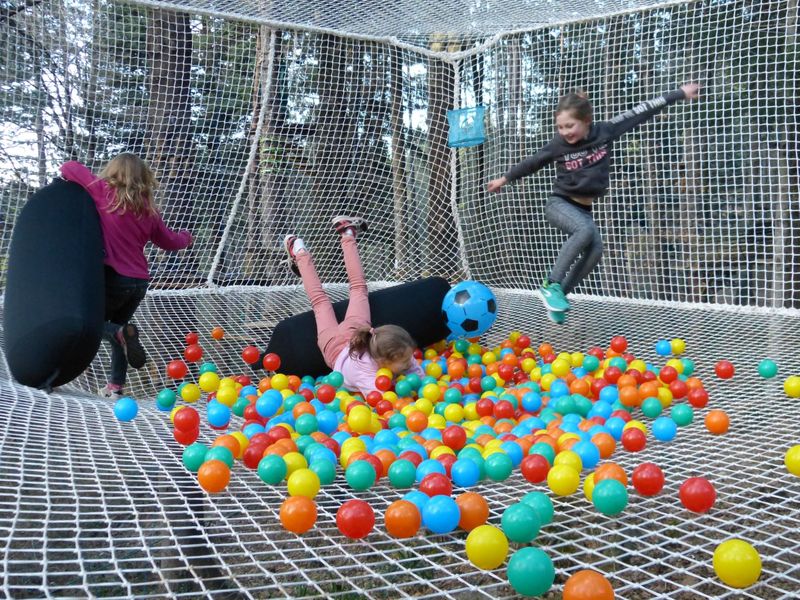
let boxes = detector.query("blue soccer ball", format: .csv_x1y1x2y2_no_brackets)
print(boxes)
442,280,497,338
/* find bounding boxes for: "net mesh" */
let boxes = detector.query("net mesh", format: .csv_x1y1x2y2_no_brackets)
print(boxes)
1,0,800,597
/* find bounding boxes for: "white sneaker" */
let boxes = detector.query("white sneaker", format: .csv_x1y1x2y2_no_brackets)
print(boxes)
331,216,368,238
98,384,123,401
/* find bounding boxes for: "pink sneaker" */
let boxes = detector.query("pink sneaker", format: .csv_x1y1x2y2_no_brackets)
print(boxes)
331,216,368,238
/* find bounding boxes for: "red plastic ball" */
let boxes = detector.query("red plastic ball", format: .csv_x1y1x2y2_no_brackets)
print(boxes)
173,427,199,445
591,378,609,398
184,343,204,363
715,360,735,379
668,379,688,399
475,398,494,417
468,377,484,394
588,346,605,360
242,443,268,469
610,336,628,353
173,407,200,432
687,388,709,408
167,359,189,379
267,426,291,444
398,451,423,468
493,400,514,419
610,410,632,423
185,332,199,345
603,366,622,384
632,462,665,496
442,425,467,451
241,346,261,365
435,453,457,477
621,428,647,452
366,390,383,407
659,366,678,384
419,472,452,497
516,335,531,349
262,352,281,371
521,453,550,483
679,477,716,513
497,364,515,382
375,400,393,415
375,375,392,392
336,499,375,539
314,384,335,403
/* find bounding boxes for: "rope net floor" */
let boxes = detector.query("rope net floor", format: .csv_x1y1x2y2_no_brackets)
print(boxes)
2,290,800,599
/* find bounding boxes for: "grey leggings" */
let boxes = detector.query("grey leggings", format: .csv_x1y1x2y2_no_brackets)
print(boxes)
545,195,603,294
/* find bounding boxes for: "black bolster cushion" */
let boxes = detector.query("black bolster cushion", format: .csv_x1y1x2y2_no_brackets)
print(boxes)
264,277,451,377
4,179,105,390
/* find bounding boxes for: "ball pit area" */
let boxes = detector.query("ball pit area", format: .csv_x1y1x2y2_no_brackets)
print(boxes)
2,289,800,599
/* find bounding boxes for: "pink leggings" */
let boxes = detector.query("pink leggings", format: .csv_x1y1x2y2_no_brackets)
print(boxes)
295,236,371,367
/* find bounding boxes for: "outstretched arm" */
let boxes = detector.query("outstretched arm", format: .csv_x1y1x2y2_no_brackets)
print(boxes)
606,83,699,139
60,161,101,190
150,215,192,252
488,144,557,193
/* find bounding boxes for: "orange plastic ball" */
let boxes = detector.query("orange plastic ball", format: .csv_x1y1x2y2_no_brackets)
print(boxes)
211,326,225,340
197,460,231,493
212,434,242,459
563,569,615,600
594,463,628,487
619,386,642,408
384,500,421,538
280,496,317,534
406,411,428,433
705,410,730,435
591,433,616,459
456,492,489,531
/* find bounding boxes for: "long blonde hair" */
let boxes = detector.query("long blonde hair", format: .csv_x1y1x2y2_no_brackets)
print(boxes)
99,153,158,217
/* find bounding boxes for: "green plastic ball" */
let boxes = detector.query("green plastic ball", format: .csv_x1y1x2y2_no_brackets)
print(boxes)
232,397,250,417
671,404,694,426
520,491,554,525
582,355,600,372
257,454,287,484
309,459,336,486
388,459,417,488
182,443,207,472
641,397,663,418
758,359,778,379
156,389,177,410
395,379,413,397
295,413,319,435
326,371,344,388
346,460,376,491
592,479,629,516
198,362,217,374
501,502,540,543
485,452,513,482
530,442,556,466
507,547,555,596
205,446,234,468
681,358,695,376
572,394,592,417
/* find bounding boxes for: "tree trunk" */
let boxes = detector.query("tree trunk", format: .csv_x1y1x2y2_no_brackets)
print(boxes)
390,46,410,278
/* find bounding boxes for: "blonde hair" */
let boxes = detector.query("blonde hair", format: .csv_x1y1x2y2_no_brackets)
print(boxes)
98,153,158,217
349,325,416,364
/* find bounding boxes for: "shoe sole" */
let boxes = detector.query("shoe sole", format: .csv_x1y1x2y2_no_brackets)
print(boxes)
283,235,300,276
122,324,147,369
547,311,566,324
539,291,570,313
331,215,368,234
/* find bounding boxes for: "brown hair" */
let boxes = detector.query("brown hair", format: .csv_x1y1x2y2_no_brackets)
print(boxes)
555,90,592,123
98,153,158,217
349,324,416,364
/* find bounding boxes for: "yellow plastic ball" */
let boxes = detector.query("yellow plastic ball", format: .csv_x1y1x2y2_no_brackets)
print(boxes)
341,437,367,455
509,331,521,342
557,433,580,449
287,468,321,499
629,359,647,374
369,414,382,433
169,405,184,423
464,402,479,421
198,372,220,393
426,363,443,379
670,338,687,355
481,352,497,366
623,420,648,434
180,383,201,403
583,472,596,501
416,397,434,415
520,358,536,373
657,387,673,408
424,348,438,360
347,406,372,433
785,445,800,476
540,373,557,391
551,358,570,377
376,367,393,379
218,377,237,389
468,343,482,355
383,391,398,403
554,450,583,472
216,386,238,407
570,352,585,367
427,414,446,429
282,452,308,477
271,373,289,391
229,432,249,457
713,539,761,588
666,358,684,374
465,525,509,570
784,376,800,398
547,464,580,496
444,404,465,423
421,383,441,403
430,445,455,459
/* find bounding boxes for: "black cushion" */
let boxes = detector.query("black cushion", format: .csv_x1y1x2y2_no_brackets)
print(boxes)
264,277,451,377
4,179,105,390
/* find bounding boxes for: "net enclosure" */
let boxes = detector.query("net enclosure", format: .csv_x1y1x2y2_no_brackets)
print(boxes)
1,0,800,597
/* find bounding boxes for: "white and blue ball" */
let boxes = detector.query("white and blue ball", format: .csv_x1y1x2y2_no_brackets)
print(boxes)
442,281,497,338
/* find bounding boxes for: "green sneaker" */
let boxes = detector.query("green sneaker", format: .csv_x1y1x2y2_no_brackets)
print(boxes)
548,310,566,324
539,281,570,312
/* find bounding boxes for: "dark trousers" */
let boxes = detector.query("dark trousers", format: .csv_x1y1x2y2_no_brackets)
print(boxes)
103,266,148,386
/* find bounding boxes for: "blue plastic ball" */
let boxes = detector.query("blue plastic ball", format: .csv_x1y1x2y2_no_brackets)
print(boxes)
450,458,480,488
403,490,430,514
655,339,672,356
207,401,231,427
421,495,461,534
416,458,446,483
652,416,678,442
114,397,138,421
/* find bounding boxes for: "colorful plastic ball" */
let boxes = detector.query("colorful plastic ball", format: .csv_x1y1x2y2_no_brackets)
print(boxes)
757,359,778,379
713,539,762,588
385,500,421,538
166,359,188,379
113,397,138,422
456,492,489,531
714,360,735,379
156,388,177,410
521,491,554,525
182,443,208,472
173,427,199,445
419,472,452,497
336,499,375,539
641,397,663,418
784,375,800,398
679,477,716,513
415,458,446,482
484,452,513,482
671,404,694,426
621,428,647,451
210,326,225,340
257,454,288,485
346,460,376,491
451,458,481,488
520,454,550,483
262,352,281,371
388,459,417,488
507,547,555,597
651,416,678,442
563,569,615,600
705,410,730,434
501,502,540,543
655,339,672,356
184,343,204,363
547,464,580,496
421,495,461,534
309,459,336,486
206,401,231,428
465,525,508,570
280,496,317,534
784,445,800,476
197,459,230,493
198,371,220,393
572,441,601,470
632,462,665,496
241,345,261,364
287,468,321,499
592,479,628,516
403,490,430,515
205,445,234,468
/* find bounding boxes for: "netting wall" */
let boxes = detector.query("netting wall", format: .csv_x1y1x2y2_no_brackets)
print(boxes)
1,0,800,597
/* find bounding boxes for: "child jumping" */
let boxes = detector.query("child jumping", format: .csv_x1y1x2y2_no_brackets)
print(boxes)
488,83,700,323
283,216,425,396
60,153,192,399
